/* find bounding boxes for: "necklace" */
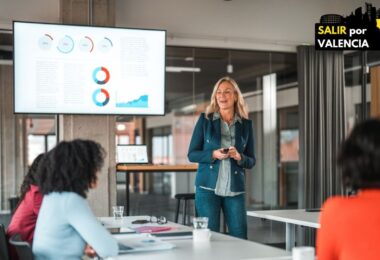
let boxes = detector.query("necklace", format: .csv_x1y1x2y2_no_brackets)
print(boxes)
222,116,233,125
220,111,234,125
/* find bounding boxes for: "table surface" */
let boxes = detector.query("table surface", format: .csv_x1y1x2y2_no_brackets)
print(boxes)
112,232,291,260
99,216,191,234
100,216,291,260
116,164,198,172
247,209,321,228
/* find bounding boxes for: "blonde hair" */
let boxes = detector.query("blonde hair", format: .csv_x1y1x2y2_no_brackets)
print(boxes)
205,76,249,119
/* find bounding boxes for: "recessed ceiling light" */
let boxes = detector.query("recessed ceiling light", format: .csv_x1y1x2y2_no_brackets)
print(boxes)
166,66,201,73
116,124,126,131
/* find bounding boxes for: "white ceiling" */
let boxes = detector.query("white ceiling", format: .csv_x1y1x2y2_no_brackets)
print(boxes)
1,0,379,51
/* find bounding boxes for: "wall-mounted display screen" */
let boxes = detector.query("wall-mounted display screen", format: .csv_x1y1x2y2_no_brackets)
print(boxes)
13,21,166,115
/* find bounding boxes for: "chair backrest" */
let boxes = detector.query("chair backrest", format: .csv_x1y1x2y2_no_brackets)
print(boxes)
9,234,34,260
0,224,10,260
9,196,20,215
174,193,196,225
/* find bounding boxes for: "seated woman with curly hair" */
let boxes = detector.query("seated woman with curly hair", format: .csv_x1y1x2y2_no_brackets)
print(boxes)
7,153,44,245
32,139,118,259
317,119,380,260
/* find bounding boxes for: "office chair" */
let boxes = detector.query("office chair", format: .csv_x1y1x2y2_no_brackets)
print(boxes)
174,193,196,225
9,196,20,216
9,234,34,260
0,224,10,260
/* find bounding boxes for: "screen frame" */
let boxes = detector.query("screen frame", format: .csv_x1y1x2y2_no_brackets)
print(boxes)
13,20,167,116
116,144,150,164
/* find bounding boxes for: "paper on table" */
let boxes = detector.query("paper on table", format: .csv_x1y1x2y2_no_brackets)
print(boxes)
241,257,292,260
120,227,136,233
99,218,135,234
117,234,175,254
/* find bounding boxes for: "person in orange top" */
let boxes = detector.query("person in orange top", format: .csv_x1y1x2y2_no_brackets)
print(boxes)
317,119,380,260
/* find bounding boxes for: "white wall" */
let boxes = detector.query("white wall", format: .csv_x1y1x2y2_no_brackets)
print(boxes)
115,0,378,51
0,0,60,29
1,0,378,51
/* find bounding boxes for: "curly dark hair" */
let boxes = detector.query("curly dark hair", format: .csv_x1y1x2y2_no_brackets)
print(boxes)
338,119,380,190
18,153,45,202
37,139,106,198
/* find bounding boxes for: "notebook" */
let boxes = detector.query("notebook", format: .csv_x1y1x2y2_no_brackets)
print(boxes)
117,145,149,164
133,226,172,233
152,231,193,240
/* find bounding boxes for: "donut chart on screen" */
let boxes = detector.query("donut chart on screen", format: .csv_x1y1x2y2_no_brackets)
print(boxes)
57,35,74,53
92,67,110,85
38,34,53,50
92,88,110,106
79,36,94,52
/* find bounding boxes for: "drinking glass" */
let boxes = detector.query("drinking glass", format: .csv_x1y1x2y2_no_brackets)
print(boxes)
192,217,209,229
112,206,124,220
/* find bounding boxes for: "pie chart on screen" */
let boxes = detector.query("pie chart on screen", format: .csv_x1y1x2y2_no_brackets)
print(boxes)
92,67,110,85
92,88,110,107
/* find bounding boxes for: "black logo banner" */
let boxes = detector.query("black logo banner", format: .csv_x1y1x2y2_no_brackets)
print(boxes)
315,3,380,50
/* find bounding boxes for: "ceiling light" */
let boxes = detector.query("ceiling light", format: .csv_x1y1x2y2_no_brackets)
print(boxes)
180,104,197,113
116,124,126,131
166,66,201,73
227,64,233,74
227,51,233,74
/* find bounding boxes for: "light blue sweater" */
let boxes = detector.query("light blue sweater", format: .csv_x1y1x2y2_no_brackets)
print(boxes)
33,192,118,260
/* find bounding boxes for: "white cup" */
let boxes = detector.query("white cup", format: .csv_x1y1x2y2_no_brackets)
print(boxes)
112,206,124,220
193,228,212,242
292,246,315,260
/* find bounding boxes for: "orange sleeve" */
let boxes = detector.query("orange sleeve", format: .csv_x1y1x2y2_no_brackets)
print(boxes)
317,198,339,260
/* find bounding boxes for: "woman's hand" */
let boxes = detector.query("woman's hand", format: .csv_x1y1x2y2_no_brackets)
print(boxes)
213,149,229,160
228,146,242,161
84,244,97,258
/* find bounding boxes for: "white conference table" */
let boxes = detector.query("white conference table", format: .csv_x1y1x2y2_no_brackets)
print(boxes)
100,216,291,260
247,209,320,251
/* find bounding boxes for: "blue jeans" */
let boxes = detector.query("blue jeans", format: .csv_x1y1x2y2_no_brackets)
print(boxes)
195,188,247,239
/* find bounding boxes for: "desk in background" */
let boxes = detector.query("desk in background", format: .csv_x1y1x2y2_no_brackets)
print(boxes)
116,164,198,216
247,209,320,251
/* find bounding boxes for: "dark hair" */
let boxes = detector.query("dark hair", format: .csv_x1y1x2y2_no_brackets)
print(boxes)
338,119,380,190
19,153,45,202
37,139,106,198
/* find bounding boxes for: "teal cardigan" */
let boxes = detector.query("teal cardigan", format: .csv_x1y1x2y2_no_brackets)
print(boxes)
187,113,256,192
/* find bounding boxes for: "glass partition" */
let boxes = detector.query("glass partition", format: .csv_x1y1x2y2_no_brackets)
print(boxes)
115,46,298,246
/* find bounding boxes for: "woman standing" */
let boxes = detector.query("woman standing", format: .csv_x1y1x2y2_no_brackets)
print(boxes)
32,139,118,259
188,76,256,239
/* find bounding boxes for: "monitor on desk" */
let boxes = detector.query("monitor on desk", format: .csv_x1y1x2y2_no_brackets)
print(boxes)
117,144,149,164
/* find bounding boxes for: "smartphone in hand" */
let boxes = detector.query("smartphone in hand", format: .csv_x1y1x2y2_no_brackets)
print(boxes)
222,148,229,154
